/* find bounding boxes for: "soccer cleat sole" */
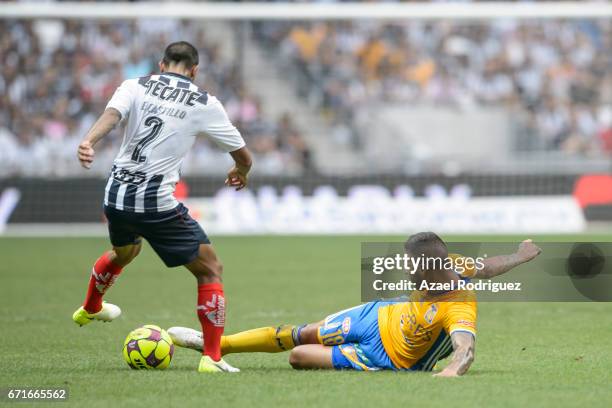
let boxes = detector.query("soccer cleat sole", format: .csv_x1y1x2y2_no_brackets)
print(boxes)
167,327,203,351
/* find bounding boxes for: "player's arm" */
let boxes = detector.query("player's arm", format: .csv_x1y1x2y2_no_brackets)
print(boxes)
78,79,135,169
77,108,122,169
473,239,542,279
199,96,253,190
433,331,475,377
226,146,253,191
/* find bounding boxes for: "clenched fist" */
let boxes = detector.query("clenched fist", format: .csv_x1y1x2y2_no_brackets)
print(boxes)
77,140,95,169
225,166,248,191
516,239,542,263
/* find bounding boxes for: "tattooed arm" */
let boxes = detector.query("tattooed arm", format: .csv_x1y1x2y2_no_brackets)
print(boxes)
433,332,475,377
474,239,542,279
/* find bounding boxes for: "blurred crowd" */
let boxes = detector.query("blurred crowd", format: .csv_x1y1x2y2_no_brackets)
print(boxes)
1,7,611,179
256,18,612,154
0,19,312,177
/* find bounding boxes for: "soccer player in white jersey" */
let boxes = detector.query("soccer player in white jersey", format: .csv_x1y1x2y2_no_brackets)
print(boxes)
71,41,252,373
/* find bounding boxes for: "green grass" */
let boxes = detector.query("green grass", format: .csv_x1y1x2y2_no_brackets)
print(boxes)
1,235,611,408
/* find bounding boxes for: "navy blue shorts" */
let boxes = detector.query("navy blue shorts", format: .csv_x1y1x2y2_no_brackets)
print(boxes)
104,203,210,267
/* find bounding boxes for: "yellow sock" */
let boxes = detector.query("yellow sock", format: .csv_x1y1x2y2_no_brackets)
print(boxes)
221,325,297,355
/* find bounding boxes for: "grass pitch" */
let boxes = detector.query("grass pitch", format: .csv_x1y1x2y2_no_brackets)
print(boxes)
1,235,611,408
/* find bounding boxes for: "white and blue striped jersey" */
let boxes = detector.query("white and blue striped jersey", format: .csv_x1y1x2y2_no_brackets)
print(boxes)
103,72,245,213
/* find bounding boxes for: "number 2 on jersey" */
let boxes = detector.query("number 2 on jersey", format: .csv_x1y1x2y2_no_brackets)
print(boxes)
131,116,164,163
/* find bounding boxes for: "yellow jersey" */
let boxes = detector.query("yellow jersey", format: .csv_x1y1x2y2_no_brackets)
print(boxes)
377,254,478,370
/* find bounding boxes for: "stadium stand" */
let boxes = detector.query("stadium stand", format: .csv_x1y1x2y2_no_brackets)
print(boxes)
254,17,612,157
1,5,611,176
0,1,609,227
0,18,312,177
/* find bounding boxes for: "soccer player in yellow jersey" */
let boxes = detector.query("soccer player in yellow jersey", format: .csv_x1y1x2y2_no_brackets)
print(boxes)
169,232,541,376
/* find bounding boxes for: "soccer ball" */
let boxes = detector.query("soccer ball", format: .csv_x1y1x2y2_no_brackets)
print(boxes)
123,324,174,370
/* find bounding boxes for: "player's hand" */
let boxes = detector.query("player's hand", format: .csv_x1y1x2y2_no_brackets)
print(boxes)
433,369,459,378
77,140,95,169
516,239,542,263
225,166,248,191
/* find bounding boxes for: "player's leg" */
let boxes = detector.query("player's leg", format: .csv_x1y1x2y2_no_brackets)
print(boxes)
73,204,144,325
215,306,361,355
141,203,237,372
291,302,389,371
184,243,224,361
169,308,356,355
184,243,239,372
169,305,367,355
169,321,321,354
85,243,142,310
174,303,384,372
289,345,334,369
169,321,364,371
221,321,321,353
73,242,141,326
170,303,386,371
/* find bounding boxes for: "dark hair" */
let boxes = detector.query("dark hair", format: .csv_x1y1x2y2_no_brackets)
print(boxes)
162,41,199,69
404,231,448,260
